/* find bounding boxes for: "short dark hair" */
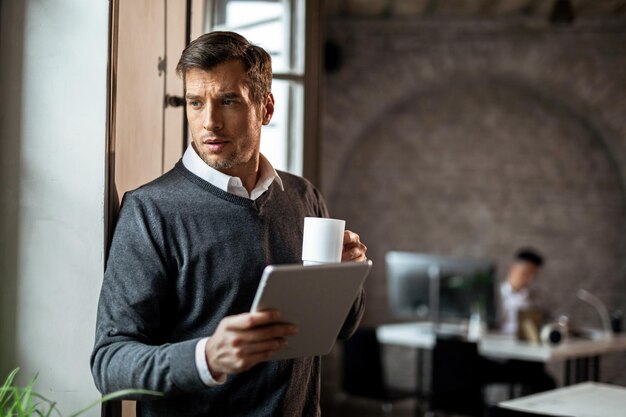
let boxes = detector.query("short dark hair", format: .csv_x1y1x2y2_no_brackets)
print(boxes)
176,31,272,104
515,248,544,267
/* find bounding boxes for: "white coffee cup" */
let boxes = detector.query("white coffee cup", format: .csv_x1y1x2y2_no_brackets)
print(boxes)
302,217,346,266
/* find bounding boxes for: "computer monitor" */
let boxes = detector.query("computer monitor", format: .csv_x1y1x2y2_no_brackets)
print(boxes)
386,251,497,328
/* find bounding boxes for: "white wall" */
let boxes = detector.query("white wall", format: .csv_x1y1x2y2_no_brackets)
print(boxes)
0,0,108,415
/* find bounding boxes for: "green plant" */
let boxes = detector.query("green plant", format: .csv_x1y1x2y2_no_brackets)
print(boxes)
0,368,162,417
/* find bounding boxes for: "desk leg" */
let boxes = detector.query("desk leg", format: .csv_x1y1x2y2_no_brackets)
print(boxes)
593,355,600,382
416,348,425,417
564,359,572,385
576,359,584,383
417,348,424,394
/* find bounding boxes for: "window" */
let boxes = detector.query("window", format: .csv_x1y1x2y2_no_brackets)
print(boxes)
205,0,306,175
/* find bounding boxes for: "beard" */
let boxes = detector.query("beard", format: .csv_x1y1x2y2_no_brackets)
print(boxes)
197,142,258,173
202,150,237,170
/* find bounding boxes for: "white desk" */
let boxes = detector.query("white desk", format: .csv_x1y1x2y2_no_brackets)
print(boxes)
377,322,626,383
377,322,626,361
499,382,626,417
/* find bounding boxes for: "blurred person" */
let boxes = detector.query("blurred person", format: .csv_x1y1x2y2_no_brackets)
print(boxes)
484,248,555,395
500,248,545,335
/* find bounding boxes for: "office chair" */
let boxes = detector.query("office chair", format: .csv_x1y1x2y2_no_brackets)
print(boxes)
341,327,416,414
430,335,485,417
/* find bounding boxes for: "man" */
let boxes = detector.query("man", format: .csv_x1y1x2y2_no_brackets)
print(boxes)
500,248,544,335
484,247,555,395
91,31,367,416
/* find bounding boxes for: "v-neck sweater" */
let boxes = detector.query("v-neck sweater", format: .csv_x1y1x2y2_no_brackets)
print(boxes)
91,161,365,417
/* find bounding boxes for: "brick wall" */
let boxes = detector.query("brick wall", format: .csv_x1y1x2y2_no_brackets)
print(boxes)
320,17,626,404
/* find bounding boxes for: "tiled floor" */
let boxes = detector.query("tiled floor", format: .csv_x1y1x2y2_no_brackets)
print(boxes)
324,398,476,417
323,396,419,417
321,390,506,416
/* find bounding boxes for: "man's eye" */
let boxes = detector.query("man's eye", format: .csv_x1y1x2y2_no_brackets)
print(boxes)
188,100,201,108
222,99,237,106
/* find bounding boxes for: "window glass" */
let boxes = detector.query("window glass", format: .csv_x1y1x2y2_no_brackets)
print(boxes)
210,1,291,72
261,79,288,170
261,79,304,174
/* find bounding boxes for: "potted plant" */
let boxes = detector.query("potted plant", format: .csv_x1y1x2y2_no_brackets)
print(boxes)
1,368,161,416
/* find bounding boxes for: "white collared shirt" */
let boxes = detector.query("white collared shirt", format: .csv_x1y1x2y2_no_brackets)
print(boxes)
182,144,284,200
500,281,531,335
182,144,283,386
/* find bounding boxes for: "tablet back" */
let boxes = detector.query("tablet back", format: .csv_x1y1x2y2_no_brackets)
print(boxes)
250,260,372,360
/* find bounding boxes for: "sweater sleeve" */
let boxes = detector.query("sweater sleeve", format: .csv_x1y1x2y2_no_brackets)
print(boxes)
337,287,366,340
311,184,367,340
90,193,206,396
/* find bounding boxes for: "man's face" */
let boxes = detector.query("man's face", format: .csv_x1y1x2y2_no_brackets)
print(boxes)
185,61,274,177
508,261,539,291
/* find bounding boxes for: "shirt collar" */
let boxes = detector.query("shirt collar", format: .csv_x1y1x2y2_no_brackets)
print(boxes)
182,145,284,199
257,152,284,193
501,281,529,297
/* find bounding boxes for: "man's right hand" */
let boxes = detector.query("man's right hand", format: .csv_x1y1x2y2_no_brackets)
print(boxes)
205,310,297,379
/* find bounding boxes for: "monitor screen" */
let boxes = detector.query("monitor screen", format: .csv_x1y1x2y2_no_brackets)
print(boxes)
386,251,497,327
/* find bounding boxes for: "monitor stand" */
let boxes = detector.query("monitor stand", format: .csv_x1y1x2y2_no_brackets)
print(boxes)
420,263,468,337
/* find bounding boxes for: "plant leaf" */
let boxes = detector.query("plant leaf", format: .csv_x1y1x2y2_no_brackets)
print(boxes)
67,389,163,417
0,368,20,406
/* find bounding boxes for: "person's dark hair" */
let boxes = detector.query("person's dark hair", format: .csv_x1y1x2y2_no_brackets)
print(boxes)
515,248,544,267
176,31,272,104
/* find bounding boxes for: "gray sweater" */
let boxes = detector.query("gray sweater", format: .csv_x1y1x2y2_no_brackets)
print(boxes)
91,161,365,416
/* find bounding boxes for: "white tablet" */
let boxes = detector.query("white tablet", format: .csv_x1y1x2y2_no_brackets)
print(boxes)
250,260,372,360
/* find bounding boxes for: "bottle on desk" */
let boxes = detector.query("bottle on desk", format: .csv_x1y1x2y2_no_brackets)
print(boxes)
467,302,486,342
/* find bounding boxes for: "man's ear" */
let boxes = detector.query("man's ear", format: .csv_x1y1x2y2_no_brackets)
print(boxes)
262,93,275,125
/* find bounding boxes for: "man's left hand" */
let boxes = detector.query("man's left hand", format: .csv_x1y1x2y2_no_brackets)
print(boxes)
342,230,368,262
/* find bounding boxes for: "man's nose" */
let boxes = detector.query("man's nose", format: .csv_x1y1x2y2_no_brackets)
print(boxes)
202,105,223,131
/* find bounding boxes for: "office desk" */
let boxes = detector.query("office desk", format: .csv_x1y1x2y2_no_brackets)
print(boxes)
498,382,626,417
377,322,626,384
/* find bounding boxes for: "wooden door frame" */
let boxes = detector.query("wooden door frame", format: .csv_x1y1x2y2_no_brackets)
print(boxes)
104,0,119,254
303,0,323,189
103,0,189,416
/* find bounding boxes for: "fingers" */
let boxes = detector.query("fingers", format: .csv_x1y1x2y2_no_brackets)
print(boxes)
342,230,368,262
228,323,298,346
343,230,360,245
206,312,298,376
240,337,289,355
342,243,368,261
223,310,282,330
216,337,289,370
